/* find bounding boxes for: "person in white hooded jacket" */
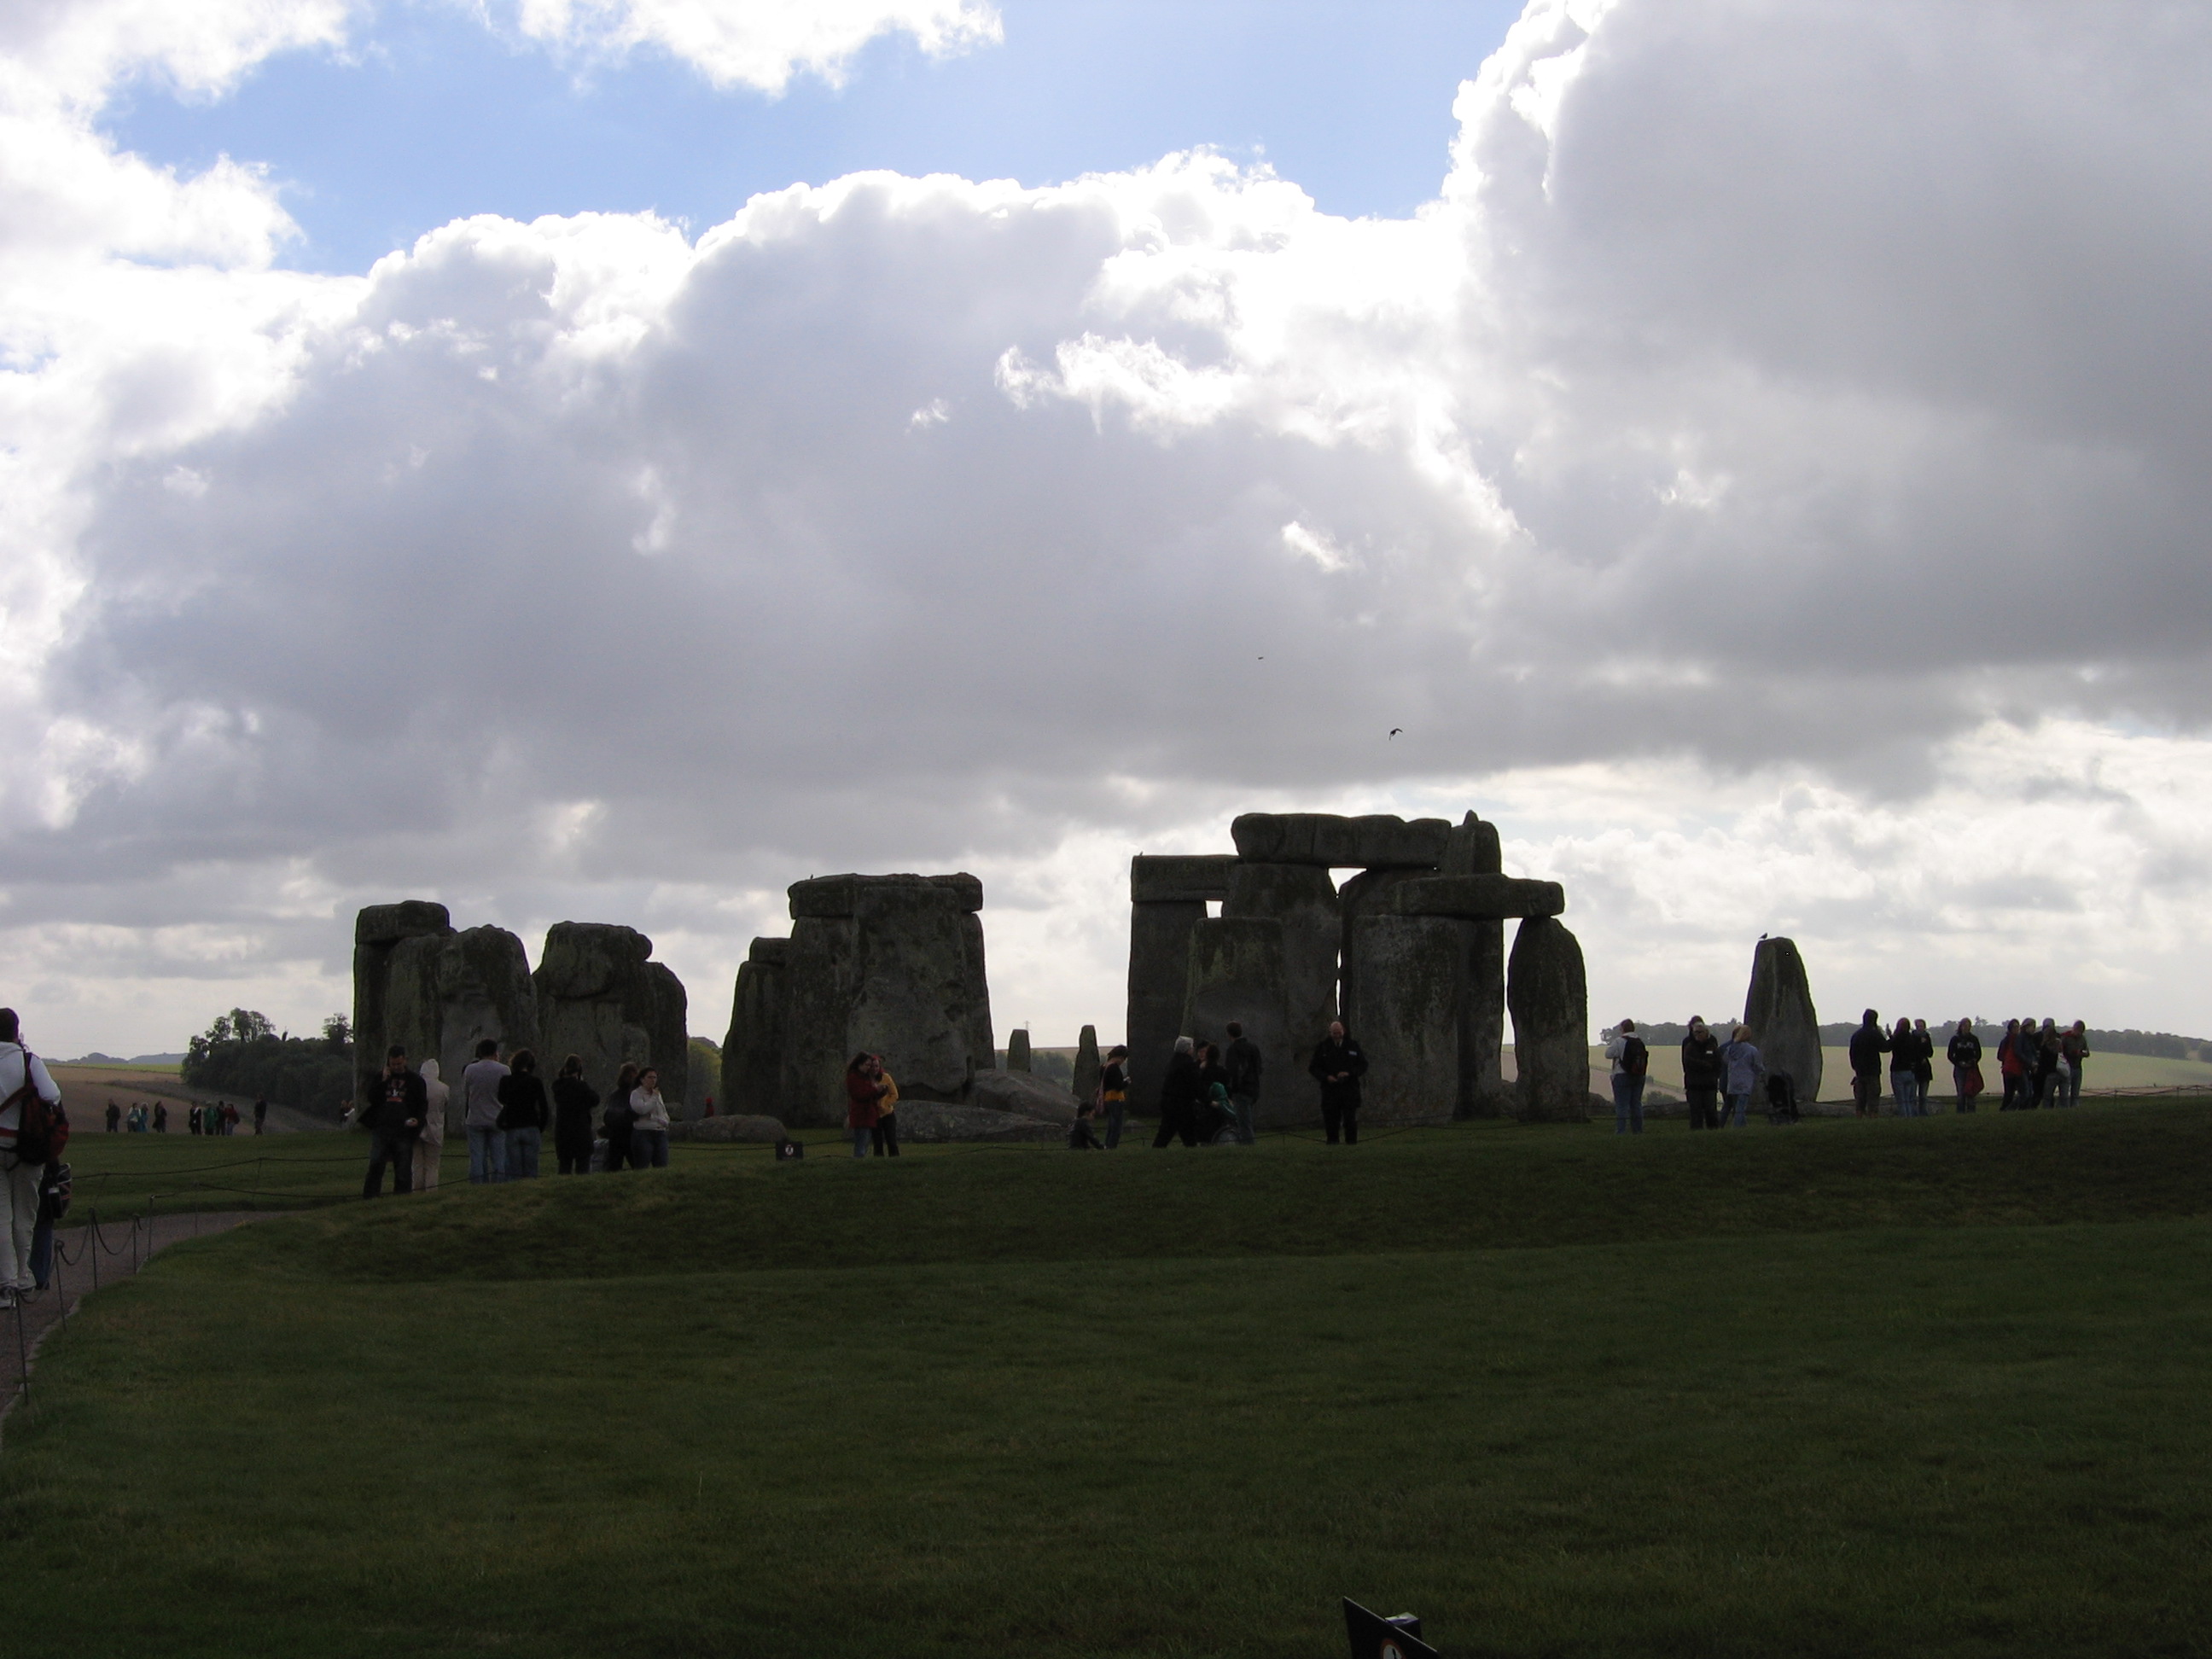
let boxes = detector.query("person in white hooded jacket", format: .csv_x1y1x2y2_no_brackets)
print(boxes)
413,1058,450,1192
0,1008,63,1305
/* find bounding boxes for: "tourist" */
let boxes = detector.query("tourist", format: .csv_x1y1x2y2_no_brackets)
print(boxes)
460,1038,510,1184
1224,1020,1262,1145
105,1100,119,1133
1603,1019,1647,1136
1721,1025,1763,1127
414,1058,448,1192
0,1009,64,1307
1098,1045,1130,1150
2034,1019,2063,1108
1996,1019,2026,1109
629,1066,672,1168
1848,1010,1889,1116
1889,1018,1922,1116
602,1062,640,1171
360,1045,426,1199
1679,1016,1723,1131
496,1049,549,1179
1067,1097,1105,1150
870,1059,900,1156
153,1101,167,1132
253,1097,267,1134
1196,1042,1231,1140
1152,1036,1203,1148
844,1052,886,1159
2061,1022,2090,1106
188,1104,202,1136
1911,1020,1936,1111
550,1056,598,1175
1947,1019,1983,1111
1308,1021,1369,1145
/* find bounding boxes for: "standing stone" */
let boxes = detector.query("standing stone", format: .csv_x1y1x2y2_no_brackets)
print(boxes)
375,924,543,1130
353,901,454,1117
1224,861,1342,1092
1344,915,1462,1124
1507,917,1592,1122
779,873,996,1127
1007,1029,1033,1073
1072,1024,1101,1106
1230,812,1452,869
1441,811,1502,877
1179,918,1294,1126
1336,868,1432,1025
721,938,789,1119
534,923,690,1112
1127,896,1205,1114
1744,936,1823,1104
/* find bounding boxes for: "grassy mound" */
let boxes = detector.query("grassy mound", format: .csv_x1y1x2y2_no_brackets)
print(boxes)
4,1104,2209,1658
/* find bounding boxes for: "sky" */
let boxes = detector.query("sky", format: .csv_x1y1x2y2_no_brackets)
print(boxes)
5,0,2212,1062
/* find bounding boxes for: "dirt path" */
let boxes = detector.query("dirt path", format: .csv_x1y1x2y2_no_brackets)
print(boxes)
0,1210,265,1433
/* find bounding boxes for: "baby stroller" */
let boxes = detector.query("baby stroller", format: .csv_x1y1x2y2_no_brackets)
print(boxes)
1764,1071,1802,1125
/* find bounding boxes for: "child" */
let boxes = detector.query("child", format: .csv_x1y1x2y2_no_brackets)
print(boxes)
1067,1098,1105,1150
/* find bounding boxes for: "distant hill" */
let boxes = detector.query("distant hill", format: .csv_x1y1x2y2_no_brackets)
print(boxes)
59,1051,185,1067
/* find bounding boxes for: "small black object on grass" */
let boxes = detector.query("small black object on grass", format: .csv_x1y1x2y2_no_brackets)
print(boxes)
1343,1597,1439,1659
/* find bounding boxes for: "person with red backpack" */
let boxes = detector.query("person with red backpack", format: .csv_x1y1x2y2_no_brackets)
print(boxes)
0,1007,66,1307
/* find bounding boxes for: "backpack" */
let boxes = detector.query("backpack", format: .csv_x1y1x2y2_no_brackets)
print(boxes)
4,1051,69,1164
1621,1035,1648,1077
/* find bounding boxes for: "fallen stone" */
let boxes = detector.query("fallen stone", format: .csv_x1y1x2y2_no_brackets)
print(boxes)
971,1067,1080,1124
1378,875,1565,920
894,1102,1062,1143
668,1113,786,1144
1744,936,1824,1104
1507,917,1591,1122
1129,854,1238,904
1230,812,1451,869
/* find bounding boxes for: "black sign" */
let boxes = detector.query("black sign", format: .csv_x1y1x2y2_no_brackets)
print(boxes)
1343,1598,1439,1659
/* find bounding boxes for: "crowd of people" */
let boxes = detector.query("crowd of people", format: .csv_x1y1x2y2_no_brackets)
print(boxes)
97,1096,267,1135
1602,1010,2101,1134
357,1039,677,1196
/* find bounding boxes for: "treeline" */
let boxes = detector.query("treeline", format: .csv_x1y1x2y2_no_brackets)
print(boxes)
1625,1018,2205,1061
181,1009,354,1121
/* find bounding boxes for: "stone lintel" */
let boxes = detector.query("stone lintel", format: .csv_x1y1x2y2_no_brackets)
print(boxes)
1229,812,1451,869
1379,875,1564,920
355,899,453,946
1130,854,1239,904
748,936,791,963
788,872,984,919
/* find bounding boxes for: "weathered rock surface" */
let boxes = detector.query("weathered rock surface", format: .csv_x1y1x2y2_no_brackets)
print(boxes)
352,900,455,1113
668,1113,786,1144
374,924,542,1131
1126,897,1204,1111
1224,860,1342,1088
1180,917,1298,1126
1005,1028,1032,1072
1441,812,1502,877
1744,936,1823,1103
777,875,995,1126
1345,915,1462,1124
1507,917,1591,1122
1230,812,1451,869
720,937,789,1119
1072,1025,1101,1105
1129,854,1238,904
1379,876,1565,919
895,1102,1062,1143
972,1067,1080,1123
1335,868,1431,1023
534,922,689,1112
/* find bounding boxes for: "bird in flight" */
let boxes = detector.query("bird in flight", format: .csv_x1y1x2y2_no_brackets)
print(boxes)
1388,728,1404,739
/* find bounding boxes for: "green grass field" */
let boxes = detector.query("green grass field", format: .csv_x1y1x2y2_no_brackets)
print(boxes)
7,1103,2211,1657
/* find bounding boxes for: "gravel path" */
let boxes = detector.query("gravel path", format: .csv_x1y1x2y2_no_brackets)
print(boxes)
0,1209,265,1433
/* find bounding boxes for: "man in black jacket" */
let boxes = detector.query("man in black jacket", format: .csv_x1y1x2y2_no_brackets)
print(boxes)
1223,1021,1263,1145
1679,1016,1723,1130
1946,1019,1983,1112
362,1045,427,1197
1308,1021,1369,1144
1848,1010,1890,1117
1152,1037,1204,1148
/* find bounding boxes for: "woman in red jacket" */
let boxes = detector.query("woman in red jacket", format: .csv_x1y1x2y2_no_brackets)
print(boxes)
845,1052,887,1159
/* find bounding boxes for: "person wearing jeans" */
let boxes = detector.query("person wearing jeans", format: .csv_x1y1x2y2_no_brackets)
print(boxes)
1721,1026,1763,1127
844,1052,886,1159
360,1045,427,1198
497,1049,549,1179
1603,1019,1646,1135
1889,1018,1922,1116
2061,1022,2090,1106
460,1038,509,1184
628,1067,672,1168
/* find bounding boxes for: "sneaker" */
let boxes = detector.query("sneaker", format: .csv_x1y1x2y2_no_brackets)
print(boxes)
0,1287,15,1310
